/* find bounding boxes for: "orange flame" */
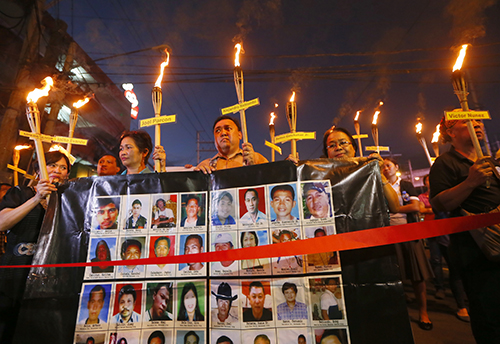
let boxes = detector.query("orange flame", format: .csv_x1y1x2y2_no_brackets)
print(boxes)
453,44,468,72
15,145,31,151
431,124,440,143
269,112,276,126
354,110,361,121
289,91,296,102
27,77,54,103
49,144,65,152
372,110,380,125
274,103,279,108
379,101,384,106
234,43,243,67
415,122,422,134
154,50,170,88
73,97,90,109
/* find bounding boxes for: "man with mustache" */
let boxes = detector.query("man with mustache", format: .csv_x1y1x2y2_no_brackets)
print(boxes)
112,284,140,323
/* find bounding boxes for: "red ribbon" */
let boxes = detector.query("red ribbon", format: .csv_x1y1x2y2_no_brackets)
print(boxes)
2,212,499,269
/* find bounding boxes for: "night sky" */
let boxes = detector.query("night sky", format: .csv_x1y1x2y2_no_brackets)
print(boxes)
46,0,500,171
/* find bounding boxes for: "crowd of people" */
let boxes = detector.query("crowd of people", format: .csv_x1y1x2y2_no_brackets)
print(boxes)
0,112,499,344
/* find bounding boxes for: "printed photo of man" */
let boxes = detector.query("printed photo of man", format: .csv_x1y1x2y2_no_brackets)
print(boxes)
181,194,206,227
211,191,236,226
146,283,173,321
211,282,238,324
302,182,333,219
211,232,237,273
148,235,174,275
152,196,176,228
118,238,145,274
269,184,299,222
276,282,308,321
93,197,120,230
112,284,141,324
78,284,111,325
239,188,267,224
321,278,342,320
243,281,273,322
125,199,148,229
179,234,205,271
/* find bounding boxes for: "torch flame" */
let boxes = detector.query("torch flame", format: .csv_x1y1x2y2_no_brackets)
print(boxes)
453,44,468,72
49,144,65,152
379,101,384,106
269,112,276,126
372,110,380,125
415,122,422,134
15,145,31,151
354,110,361,121
234,43,243,67
290,91,296,102
154,50,170,88
274,103,279,108
431,124,440,143
27,77,54,103
73,97,90,109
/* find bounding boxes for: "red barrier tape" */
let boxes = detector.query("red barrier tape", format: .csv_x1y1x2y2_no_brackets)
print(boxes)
2,212,499,269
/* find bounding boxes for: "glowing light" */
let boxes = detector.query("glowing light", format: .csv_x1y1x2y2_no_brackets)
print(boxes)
234,43,242,67
269,112,276,126
274,103,279,108
15,145,31,151
372,111,380,125
396,171,401,177
354,110,361,121
49,144,64,152
453,44,468,72
27,77,54,103
290,91,296,102
431,124,440,143
379,101,384,106
415,122,422,134
154,49,170,88
73,97,90,109
415,176,420,181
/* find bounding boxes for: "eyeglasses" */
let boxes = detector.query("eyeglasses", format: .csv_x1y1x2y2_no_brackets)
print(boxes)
326,139,351,150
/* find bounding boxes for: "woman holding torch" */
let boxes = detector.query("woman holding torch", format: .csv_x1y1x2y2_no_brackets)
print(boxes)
0,151,70,343
119,130,166,174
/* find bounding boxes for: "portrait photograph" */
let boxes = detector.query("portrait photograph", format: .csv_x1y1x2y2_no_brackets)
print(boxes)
274,278,309,326
210,231,238,276
277,328,311,344
85,237,116,280
117,236,147,278
90,196,121,232
210,189,237,229
178,233,206,276
112,330,141,344
180,193,206,229
237,186,268,227
151,194,178,230
300,181,335,225
175,330,205,344
76,283,112,331
271,228,304,275
111,283,144,328
268,183,300,226
144,282,174,325
239,230,271,275
122,194,151,231
74,332,106,344
241,280,274,326
304,226,340,273
141,329,173,344
210,330,241,344
210,280,240,329
314,328,349,344
146,235,176,278
176,280,206,326
241,329,276,344
308,276,347,326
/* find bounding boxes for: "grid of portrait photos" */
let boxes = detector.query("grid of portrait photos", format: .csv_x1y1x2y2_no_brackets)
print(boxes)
76,180,350,344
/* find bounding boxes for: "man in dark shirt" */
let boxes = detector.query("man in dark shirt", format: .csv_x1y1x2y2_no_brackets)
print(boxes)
429,117,500,344
243,281,272,322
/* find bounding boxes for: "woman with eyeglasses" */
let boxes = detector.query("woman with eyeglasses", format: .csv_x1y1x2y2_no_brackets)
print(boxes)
0,151,70,343
322,127,400,213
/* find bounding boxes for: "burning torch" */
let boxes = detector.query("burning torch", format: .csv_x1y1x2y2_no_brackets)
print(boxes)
67,97,90,155
371,110,380,154
269,111,276,162
13,145,30,186
152,48,170,172
286,91,298,160
353,110,363,157
431,124,440,157
415,121,433,166
451,44,483,157
26,77,54,181
233,43,249,143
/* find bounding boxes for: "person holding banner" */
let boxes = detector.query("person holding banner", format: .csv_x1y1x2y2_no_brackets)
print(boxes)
322,127,400,213
430,117,500,343
196,115,268,174
0,151,70,343
119,130,166,174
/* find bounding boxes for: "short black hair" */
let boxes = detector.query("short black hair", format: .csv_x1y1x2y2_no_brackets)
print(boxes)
213,115,242,132
184,331,199,344
118,284,137,302
282,282,297,294
96,197,120,210
89,284,106,301
148,331,165,344
271,184,295,200
249,281,264,293
216,335,233,344
121,239,142,257
185,234,203,248
35,151,71,173
154,236,170,250
241,231,258,247
120,130,153,163
132,199,142,207
244,188,259,199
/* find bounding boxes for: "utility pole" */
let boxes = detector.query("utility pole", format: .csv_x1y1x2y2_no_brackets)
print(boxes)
196,131,216,164
0,0,44,181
